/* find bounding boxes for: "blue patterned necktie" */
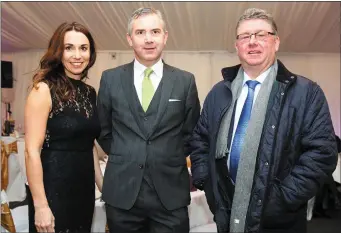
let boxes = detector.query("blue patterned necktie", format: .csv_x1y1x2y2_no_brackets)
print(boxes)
229,80,260,183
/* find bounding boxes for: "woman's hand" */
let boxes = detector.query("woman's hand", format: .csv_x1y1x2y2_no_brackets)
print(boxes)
34,206,55,233
94,144,104,193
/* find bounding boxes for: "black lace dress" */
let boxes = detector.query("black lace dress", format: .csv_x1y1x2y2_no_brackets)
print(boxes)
27,77,101,233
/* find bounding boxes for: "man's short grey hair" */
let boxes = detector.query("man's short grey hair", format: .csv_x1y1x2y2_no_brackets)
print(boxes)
236,8,278,35
127,7,166,35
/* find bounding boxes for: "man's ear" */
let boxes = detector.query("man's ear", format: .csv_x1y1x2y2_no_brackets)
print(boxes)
275,36,280,52
163,31,169,45
126,33,133,47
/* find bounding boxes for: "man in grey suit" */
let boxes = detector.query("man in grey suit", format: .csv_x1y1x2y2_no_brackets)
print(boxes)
97,7,201,233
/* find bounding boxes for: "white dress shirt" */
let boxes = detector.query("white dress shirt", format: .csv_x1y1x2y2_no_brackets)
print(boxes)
227,67,271,168
133,59,163,105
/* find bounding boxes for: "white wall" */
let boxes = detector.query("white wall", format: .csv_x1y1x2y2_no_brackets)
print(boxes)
2,50,340,135
2,50,339,134
1,53,13,61
1,50,340,181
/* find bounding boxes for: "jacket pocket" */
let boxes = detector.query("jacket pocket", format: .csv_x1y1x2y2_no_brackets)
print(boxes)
262,182,298,229
168,156,186,167
108,154,124,164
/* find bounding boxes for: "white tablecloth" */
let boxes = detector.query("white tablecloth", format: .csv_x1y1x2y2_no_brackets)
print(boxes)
92,190,214,232
188,190,214,228
1,136,26,202
332,153,341,183
0,205,29,233
16,138,27,183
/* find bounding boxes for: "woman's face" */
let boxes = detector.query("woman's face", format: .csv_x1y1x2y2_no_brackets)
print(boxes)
62,30,90,79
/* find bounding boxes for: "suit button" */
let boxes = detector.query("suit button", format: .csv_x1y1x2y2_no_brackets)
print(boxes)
147,140,151,145
258,199,262,205
139,164,144,169
144,117,148,121
265,162,269,166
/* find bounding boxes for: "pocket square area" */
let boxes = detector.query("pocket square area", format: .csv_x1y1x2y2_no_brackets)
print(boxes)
169,99,182,102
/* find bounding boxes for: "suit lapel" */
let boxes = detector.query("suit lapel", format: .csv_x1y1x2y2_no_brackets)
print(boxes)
148,63,175,138
120,61,146,140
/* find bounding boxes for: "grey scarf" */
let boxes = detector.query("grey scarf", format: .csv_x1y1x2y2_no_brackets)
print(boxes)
215,67,244,160
230,61,278,232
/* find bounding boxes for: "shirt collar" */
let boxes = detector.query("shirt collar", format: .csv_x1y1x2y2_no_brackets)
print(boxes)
242,66,271,86
134,58,163,78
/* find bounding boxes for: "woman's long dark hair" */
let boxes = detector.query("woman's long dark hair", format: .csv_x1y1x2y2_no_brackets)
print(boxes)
32,22,96,101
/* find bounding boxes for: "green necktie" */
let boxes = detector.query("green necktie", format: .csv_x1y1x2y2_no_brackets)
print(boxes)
142,68,154,112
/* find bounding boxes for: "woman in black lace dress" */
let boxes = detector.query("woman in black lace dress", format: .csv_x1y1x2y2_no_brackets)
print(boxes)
24,22,102,233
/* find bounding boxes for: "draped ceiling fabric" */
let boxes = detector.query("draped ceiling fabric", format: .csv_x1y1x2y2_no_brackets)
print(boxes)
1,1,340,53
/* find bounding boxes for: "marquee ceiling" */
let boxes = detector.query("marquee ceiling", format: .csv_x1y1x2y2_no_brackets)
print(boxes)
1,1,340,53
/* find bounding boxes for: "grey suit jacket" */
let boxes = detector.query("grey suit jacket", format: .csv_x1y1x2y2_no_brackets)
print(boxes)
97,61,200,210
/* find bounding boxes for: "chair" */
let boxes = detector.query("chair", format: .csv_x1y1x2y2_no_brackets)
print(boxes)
1,140,17,232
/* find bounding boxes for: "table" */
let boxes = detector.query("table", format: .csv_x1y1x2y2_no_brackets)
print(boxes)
332,153,341,183
1,204,29,232
188,190,214,228
1,136,26,202
91,190,214,232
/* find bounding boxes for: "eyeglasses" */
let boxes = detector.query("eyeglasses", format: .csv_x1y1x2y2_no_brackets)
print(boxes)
236,31,276,43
